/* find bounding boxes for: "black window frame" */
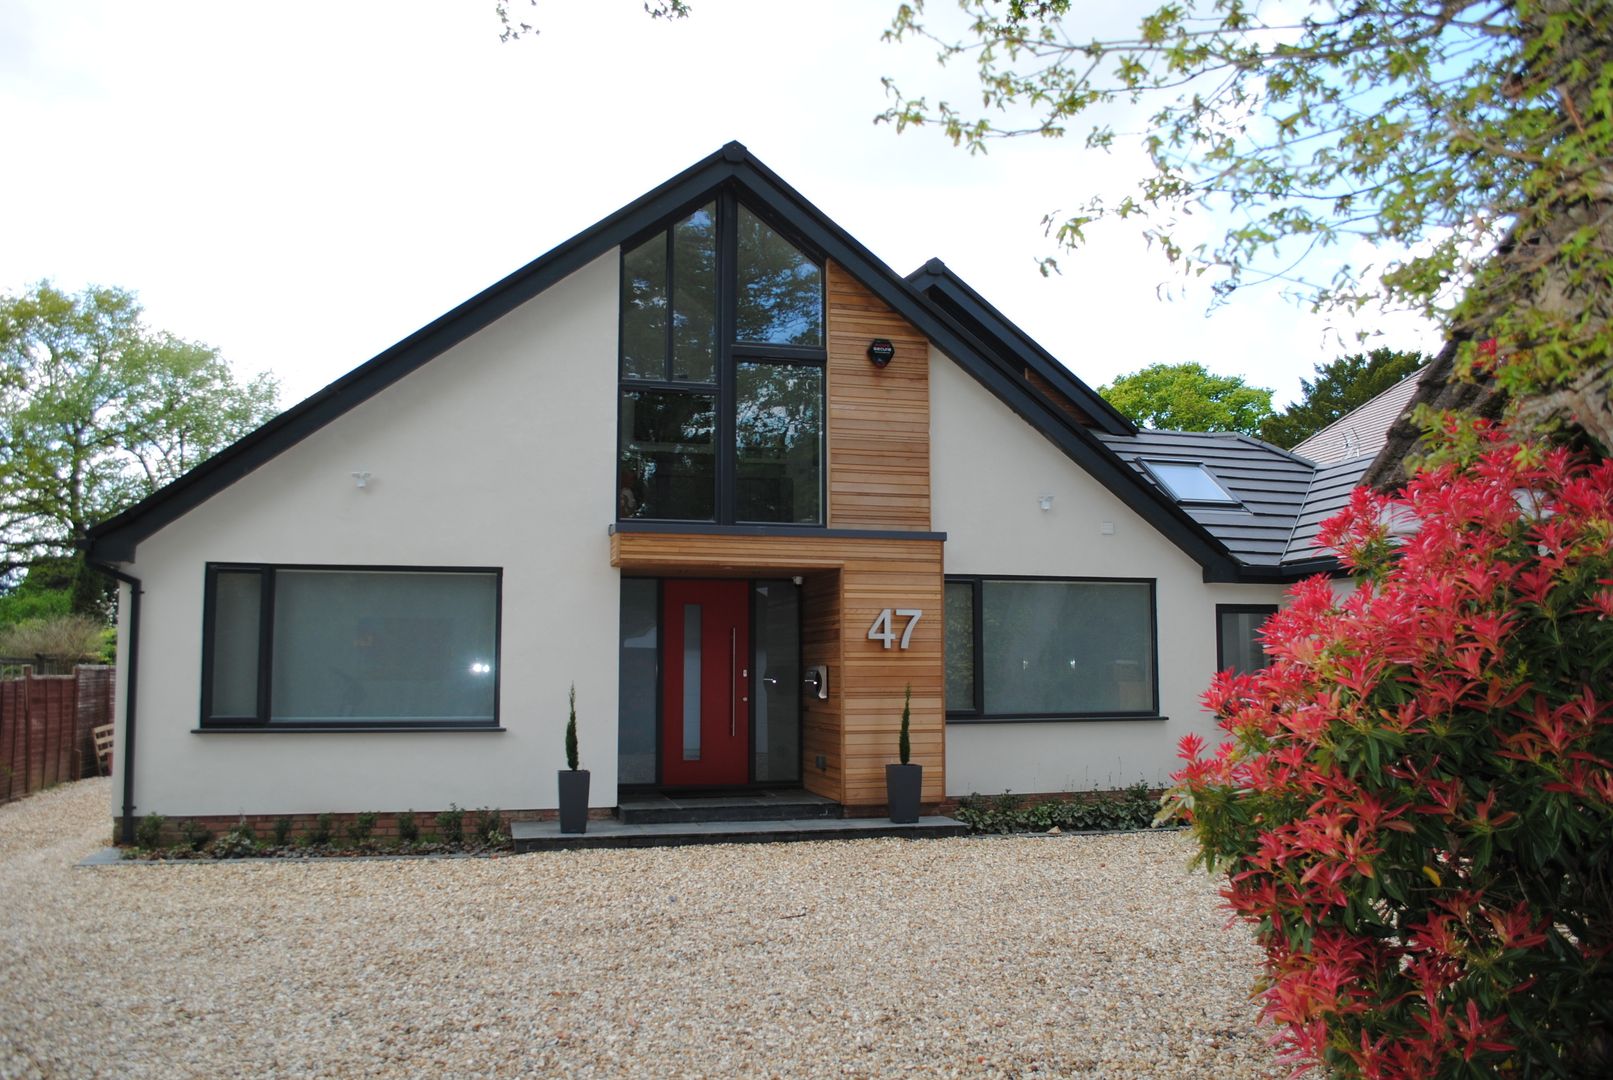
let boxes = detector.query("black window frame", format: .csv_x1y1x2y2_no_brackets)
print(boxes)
199,562,504,733
616,186,828,528
944,575,1163,723
1215,603,1279,675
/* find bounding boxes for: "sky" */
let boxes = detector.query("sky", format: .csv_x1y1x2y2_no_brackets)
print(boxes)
0,0,1442,413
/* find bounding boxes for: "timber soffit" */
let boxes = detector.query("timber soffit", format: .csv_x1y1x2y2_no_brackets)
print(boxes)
85,142,1294,582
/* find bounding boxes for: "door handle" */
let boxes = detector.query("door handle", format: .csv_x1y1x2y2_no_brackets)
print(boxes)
730,627,737,738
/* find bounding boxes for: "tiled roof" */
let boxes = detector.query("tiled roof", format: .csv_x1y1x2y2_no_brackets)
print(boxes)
1098,431,1321,568
1291,367,1428,466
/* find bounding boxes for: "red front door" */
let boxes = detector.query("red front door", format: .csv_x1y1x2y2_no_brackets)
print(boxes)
661,580,750,786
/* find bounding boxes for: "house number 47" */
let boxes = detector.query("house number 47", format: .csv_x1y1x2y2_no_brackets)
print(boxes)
867,608,923,650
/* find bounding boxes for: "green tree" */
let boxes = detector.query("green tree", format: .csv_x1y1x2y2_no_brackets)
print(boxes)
0,282,279,613
1259,348,1428,449
1099,361,1274,435
881,2,1613,455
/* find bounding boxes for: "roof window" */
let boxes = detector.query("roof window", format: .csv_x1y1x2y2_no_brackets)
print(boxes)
1142,461,1241,506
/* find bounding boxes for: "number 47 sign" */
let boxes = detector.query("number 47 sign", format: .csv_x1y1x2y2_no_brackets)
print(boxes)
867,608,923,650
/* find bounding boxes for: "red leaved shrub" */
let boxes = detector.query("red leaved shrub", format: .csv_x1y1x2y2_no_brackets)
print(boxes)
1168,439,1613,1077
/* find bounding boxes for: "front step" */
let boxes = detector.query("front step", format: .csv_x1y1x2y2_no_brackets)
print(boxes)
511,815,967,852
616,789,842,825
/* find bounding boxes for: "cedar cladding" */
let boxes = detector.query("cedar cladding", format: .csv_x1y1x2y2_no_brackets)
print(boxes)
825,261,931,531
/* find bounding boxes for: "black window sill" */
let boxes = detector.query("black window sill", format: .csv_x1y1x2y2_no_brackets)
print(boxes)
946,715,1169,725
194,724,506,734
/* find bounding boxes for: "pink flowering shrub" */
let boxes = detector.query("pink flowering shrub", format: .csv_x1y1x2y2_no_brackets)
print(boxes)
1167,440,1613,1077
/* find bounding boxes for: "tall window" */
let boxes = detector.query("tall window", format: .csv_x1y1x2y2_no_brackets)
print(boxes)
618,197,826,525
202,565,501,729
945,577,1158,719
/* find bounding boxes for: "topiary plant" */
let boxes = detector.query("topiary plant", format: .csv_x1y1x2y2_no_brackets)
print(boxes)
1166,437,1613,1077
898,684,911,766
565,683,579,771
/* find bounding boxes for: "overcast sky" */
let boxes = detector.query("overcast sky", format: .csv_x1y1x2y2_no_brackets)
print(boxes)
1,0,1441,413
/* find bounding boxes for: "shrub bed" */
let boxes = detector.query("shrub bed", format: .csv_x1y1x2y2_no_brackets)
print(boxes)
954,782,1159,834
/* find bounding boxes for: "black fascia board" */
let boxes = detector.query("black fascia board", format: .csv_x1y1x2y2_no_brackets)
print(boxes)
906,260,1137,436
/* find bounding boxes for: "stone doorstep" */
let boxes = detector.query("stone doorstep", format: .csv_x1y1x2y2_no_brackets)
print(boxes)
511,815,967,852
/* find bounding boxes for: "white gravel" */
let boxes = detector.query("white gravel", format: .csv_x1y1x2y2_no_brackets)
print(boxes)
1,778,1283,1078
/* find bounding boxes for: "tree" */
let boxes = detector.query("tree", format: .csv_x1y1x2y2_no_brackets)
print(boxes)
880,2,1613,455
1259,347,1428,449
1099,361,1274,435
0,282,279,613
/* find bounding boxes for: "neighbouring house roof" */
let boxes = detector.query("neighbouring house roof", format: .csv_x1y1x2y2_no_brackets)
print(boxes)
1291,366,1430,466
85,142,1354,585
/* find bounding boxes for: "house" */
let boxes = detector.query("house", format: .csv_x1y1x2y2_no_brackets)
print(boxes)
86,143,1360,841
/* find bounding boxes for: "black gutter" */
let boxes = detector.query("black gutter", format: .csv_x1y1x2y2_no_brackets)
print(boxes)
92,562,142,844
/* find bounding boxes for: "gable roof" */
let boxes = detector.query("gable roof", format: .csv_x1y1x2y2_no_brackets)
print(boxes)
1291,366,1428,466
86,142,1338,584
905,260,1136,436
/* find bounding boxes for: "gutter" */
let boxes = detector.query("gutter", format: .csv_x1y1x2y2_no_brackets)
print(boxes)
91,561,142,845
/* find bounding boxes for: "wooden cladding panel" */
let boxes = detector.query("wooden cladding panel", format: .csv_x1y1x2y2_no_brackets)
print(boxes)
1024,368,1097,427
800,571,841,802
826,261,931,530
612,531,945,806
838,554,945,808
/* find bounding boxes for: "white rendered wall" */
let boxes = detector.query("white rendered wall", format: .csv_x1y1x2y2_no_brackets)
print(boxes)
111,252,621,818
930,351,1292,795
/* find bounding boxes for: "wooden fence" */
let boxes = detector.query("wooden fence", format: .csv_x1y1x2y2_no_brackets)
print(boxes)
0,665,116,804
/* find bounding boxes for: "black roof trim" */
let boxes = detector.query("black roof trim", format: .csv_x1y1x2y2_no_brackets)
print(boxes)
86,141,1307,583
906,260,1137,436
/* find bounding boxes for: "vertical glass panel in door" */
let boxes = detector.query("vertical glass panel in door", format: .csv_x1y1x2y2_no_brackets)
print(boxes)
618,390,716,520
735,206,823,346
209,570,262,718
682,604,702,761
752,581,801,783
670,204,716,383
618,579,658,784
735,362,822,524
621,233,667,380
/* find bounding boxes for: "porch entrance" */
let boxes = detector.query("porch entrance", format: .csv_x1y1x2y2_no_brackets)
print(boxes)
618,577,803,791
661,579,750,786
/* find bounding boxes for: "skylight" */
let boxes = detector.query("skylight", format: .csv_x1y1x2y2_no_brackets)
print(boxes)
1143,461,1241,505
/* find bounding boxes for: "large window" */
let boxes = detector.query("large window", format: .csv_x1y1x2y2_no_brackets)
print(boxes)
945,577,1158,719
618,195,826,526
202,565,501,729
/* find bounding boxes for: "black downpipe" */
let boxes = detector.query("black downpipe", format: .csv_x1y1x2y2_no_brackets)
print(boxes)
92,563,142,844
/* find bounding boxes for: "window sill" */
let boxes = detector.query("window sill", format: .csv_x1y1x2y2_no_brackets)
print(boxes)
947,715,1169,726
194,724,505,734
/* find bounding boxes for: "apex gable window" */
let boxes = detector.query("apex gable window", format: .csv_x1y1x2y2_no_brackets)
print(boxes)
202,564,501,730
618,193,826,526
946,576,1159,720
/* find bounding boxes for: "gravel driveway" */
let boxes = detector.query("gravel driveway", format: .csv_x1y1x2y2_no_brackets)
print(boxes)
1,779,1281,1078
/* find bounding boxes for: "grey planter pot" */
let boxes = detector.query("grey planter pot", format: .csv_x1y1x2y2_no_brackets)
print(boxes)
886,763,922,824
558,769,590,834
